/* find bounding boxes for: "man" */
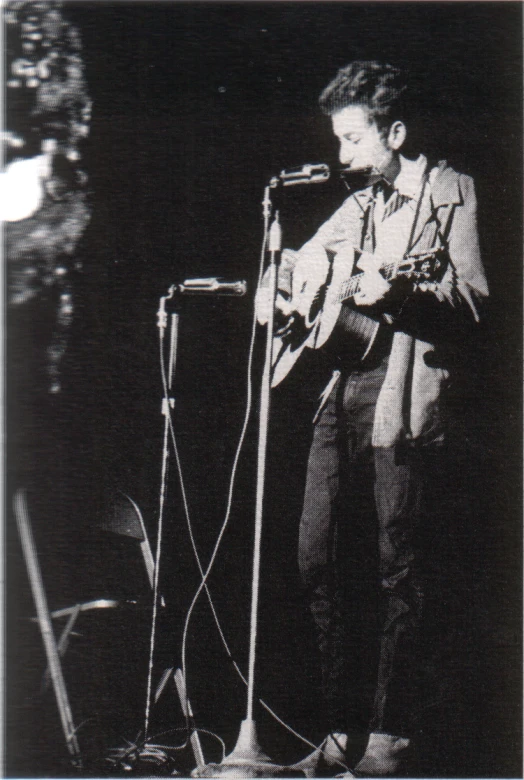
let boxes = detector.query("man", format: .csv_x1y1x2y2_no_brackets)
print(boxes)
260,62,488,777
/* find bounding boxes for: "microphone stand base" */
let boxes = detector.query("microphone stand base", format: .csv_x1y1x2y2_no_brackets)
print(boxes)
191,719,305,778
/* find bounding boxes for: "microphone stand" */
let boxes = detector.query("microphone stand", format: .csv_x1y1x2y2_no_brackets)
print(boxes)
143,285,177,741
196,185,298,778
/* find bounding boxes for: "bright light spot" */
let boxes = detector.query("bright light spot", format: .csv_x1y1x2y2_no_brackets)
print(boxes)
0,155,46,222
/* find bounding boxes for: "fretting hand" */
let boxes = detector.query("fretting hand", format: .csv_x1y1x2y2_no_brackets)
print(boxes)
354,268,391,306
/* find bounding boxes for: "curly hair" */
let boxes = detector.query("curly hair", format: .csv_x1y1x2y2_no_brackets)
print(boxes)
319,61,409,134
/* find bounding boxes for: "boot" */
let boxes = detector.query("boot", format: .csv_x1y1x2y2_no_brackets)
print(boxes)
350,732,410,777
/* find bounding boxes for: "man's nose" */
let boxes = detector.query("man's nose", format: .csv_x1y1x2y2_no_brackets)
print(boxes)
339,144,354,166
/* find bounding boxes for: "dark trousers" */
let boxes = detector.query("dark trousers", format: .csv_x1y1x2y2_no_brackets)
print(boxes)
298,354,426,738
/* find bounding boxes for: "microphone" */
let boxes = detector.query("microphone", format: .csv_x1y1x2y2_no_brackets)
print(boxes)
277,163,330,186
274,163,384,191
177,277,247,296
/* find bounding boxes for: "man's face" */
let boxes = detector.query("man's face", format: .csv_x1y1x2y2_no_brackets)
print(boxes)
332,105,393,173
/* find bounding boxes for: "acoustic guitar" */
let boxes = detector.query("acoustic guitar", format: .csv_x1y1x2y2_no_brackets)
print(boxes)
269,249,446,387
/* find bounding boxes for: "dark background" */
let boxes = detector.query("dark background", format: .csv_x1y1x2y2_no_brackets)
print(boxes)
5,2,523,777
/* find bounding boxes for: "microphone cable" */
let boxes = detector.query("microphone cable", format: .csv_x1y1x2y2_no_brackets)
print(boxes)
178,197,271,704
147,193,349,770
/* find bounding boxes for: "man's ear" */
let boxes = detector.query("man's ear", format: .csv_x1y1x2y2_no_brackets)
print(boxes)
387,120,406,151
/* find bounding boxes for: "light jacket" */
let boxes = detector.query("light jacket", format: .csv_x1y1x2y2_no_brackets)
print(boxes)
283,160,489,446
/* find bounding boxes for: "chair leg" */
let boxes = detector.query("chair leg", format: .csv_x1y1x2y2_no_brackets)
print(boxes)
41,604,81,693
14,489,83,769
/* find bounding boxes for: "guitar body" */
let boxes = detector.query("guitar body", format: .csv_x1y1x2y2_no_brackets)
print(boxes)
270,249,380,386
271,303,380,387
271,328,314,388
335,305,381,359
271,244,358,387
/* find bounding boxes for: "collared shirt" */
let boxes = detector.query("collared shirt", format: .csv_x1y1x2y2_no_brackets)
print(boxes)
360,154,428,275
